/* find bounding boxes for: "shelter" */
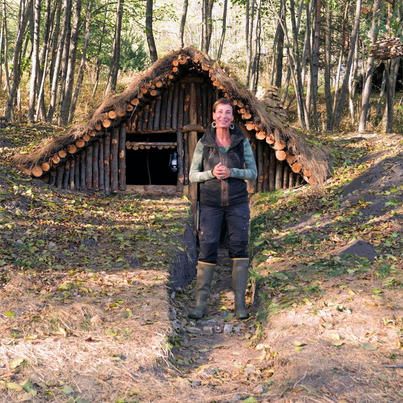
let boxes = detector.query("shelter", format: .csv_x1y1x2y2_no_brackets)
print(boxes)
15,47,329,199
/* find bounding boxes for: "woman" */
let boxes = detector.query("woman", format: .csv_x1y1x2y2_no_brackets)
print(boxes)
188,98,257,320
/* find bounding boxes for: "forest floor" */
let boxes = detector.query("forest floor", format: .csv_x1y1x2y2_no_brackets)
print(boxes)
0,124,402,402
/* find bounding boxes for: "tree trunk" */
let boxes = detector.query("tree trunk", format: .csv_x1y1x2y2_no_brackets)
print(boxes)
324,0,333,131
201,0,214,54
28,0,41,122
358,0,381,133
332,0,362,131
274,0,285,88
69,0,92,122
216,0,228,60
47,0,71,121
179,0,188,48
57,0,72,114
5,0,32,121
310,0,321,131
145,0,157,62
59,0,82,125
1,0,11,94
288,0,309,129
35,0,55,120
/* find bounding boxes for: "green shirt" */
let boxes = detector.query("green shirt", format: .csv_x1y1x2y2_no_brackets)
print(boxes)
189,138,257,183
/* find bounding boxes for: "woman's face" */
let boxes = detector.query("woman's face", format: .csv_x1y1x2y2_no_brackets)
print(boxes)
213,103,234,129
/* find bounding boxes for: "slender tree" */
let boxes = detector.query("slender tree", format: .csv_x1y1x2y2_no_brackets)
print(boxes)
179,0,188,48
332,0,362,131
145,0,157,62
216,0,228,60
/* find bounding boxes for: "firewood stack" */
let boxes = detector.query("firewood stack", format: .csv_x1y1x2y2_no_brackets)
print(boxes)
370,37,403,60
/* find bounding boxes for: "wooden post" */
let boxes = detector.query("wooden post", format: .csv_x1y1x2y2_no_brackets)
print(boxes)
49,169,56,186
178,83,185,129
283,163,289,189
148,98,157,131
165,85,174,129
188,82,199,226
69,158,75,190
86,145,93,189
99,138,105,191
56,165,64,189
74,154,80,190
80,150,87,191
257,141,263,192
172,82,179,130
177,131,184,192
63,160,70,189
289,172,296,188
153,97,161,131
138,109,144,132
160,89,167,129
93,141,99,190
104,131,111,194
111,127,119,192
196,84,203,127
268,148,276,191
118,126,126,191
263,144,270,192
275,159,283,190
183,132,189,185
201,83,208,127
184,87,190,127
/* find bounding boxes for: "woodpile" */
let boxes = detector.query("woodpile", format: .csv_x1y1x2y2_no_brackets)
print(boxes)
370,37,403,60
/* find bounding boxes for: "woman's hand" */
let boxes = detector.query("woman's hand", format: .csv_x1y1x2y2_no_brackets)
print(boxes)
213,162,230,180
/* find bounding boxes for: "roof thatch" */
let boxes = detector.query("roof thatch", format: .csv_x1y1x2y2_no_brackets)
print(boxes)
14,46,330,185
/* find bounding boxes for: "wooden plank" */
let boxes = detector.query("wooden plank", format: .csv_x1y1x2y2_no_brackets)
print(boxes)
111,127,119,192
118,126,126,191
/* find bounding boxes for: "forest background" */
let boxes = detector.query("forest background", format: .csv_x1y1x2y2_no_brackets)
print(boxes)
0,0,402,134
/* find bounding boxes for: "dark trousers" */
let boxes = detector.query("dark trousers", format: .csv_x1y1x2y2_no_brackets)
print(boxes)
198,202,250,263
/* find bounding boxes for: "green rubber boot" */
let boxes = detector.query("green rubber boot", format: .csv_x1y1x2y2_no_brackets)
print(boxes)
232,258,249,319
188,261,215,320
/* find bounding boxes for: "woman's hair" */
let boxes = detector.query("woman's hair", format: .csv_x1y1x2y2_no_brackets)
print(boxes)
212,97,234,113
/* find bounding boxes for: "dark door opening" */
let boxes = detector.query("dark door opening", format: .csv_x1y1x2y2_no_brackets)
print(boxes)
126,148,178,185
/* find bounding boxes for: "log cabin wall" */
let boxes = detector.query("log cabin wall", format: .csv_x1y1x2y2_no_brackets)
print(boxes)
45,72,303,193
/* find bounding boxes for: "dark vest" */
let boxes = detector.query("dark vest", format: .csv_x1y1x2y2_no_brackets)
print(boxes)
199,126,248,207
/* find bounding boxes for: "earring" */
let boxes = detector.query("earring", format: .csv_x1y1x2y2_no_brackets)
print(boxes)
230,123,234,129
211,121,217,128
